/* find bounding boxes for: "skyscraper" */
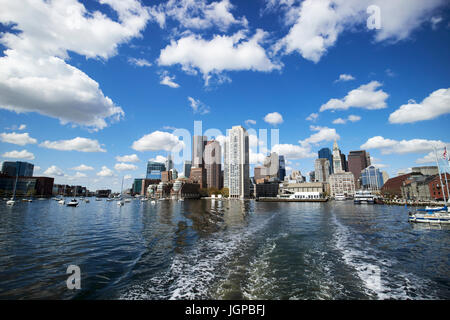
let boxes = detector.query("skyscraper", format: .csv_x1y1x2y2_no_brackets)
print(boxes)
332,140,344,173
315,158,330,182
204,140,222,189
348,150,370,188
183,160,192,179
192,135,207,168
226,126,250,199
278,155,286,181
318,148,333,174
165,154,174,171
146,161,166,179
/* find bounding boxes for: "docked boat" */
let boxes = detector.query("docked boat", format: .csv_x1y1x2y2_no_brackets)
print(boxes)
354,190,375,204
117,176,125,206
58,198,65,205
334,193,346,201
409,206,450,224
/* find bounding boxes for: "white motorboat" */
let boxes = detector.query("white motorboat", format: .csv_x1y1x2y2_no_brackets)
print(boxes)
151,200,156,205
67,199,78,207
58,198,65,205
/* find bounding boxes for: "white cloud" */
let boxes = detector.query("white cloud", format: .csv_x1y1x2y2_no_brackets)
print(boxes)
264,112,283,125
71,164,94,171
124,174,132,180
97,166,114,177
44,165,64,177
335,74,355,82
115,154,140,163
188,97,210,114
250,149,266,165
73,172,87,178
132,131,185,152
273,0,447,63
158,29,281,84
361,136,448,154
149,0,248,31
128,57,152,67
40,137,106,152
306,113,318,121
272,144,316,160
114,162,138,171
385,68,396,77
0,132,37,145
320,81,388,112
245,119,257,126
415,148,448,164
160,71,180,88
150,155,167,163
299,125,340,146
388,88,450,124
0,0,149,130
18,124,26,130
1,149,35,160
332,114,361,124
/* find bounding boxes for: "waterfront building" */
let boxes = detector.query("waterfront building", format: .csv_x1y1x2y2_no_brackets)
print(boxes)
155,182,172,199
141,179,161,196
96,189,111,198
161,171,173,182
361,166,384,190
171,180,201,199
204,140,222,189
0,173,53,197
381,173,411,198
318,148,333,174
132,178,143,195
281,182,327,199
329,172,355,197
254,166,264,181
315,158,330,182
226,125,250,199
332,140,344,174
146,161,166,179
278,155,286,181
192,135,207,168
255,182,279,198
1,161,34,177
348,150,370,188
183,160,192,179
190,167,207,189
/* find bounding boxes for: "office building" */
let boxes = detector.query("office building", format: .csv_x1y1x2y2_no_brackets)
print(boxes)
309,171,316,182
318,148,333,174
278,155,286,181
190,167,207,189
183,160,192,179
1,161,34,177
165,154,174,171
146,161,166,179
329,172,355,197
361,166,384,190
348,150,370,188
161,171,173,182
170,168,178,180
315,158,330,182
192,135,207,168
204,140,222,189
226,126,250,199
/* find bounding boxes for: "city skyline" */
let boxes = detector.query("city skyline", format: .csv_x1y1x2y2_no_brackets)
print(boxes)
0,0,449,192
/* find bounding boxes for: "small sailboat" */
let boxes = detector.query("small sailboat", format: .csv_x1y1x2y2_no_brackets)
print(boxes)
6,173,18,206
409,146,450,224
66,186,78,207
117,177,125,206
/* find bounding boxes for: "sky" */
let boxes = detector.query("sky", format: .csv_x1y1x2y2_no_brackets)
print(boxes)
0,0,449,192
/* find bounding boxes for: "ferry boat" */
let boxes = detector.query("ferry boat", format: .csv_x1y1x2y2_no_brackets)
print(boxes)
353,190,375,204
334,193,346,201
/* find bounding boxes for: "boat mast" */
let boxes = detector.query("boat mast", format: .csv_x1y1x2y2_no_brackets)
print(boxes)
120,176,124,197
12,172,18,200
434,146,447,204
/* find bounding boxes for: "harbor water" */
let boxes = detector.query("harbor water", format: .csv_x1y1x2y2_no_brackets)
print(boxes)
0,199,449,299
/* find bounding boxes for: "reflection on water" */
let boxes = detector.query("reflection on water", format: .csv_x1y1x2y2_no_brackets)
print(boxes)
0,199,449,300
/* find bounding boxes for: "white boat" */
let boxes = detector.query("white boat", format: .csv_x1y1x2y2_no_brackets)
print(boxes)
6,173,19,206
151,200,156,205
85,198,90,203
67,199,78,207
117,176,125,206
58,198,65,205
354,190,375,204
334,193,346,201
409,146,450,224
124,198,131,203
140,198,148,202
95,198,102,201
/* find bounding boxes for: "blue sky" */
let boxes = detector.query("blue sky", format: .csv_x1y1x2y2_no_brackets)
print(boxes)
0,0,449,191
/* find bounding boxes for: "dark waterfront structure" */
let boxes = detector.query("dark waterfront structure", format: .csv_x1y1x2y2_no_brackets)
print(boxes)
0,174,53,197
1,161,34,177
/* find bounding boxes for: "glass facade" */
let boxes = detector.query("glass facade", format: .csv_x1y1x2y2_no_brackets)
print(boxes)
361,166,384,190
146,161,166,179
1,161,34,177
278,155,286,181
318,148,333,174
